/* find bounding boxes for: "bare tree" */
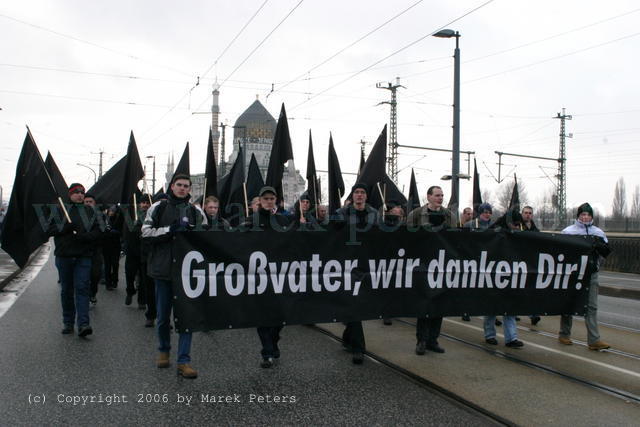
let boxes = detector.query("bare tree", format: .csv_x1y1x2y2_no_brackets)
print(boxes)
611,177,627,219
496,178,528,212
630,184,640,219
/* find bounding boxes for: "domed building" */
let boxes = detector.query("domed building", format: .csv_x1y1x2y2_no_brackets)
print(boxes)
223,97,305,207
165,94,305,207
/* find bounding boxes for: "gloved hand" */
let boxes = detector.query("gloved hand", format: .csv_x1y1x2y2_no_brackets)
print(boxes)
169,216,193,233
594,237,611,258
61,222,76,235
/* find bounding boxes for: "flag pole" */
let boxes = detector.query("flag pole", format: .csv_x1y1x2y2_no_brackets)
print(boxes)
203,178,207,203
312,178,319,219
242,182,249,217
133,193,138,222
26,125,72,224
376,182,387,220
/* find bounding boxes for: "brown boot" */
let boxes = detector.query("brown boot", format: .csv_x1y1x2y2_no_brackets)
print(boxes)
177,364,198,379
156,352,170,368
558,336,572,345
588,341,610,351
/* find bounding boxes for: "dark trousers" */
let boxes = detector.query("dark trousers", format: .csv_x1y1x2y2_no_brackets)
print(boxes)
342,321,366,352
55,256,91,327
103,244,120,288
142,264,156,319
257,326,283,359
125,254,141,296
416,317,443,345
89,248,103,298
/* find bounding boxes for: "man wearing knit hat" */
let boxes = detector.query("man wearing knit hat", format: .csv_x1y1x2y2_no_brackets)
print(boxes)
558,203,611,350
52,183,102,337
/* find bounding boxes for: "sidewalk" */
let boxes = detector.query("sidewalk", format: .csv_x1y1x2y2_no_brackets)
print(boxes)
0,249,20,290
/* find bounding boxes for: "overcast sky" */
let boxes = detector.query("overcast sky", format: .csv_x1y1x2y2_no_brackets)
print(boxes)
1,0,639,216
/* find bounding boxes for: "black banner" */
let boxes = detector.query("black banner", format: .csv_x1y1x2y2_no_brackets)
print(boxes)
170,227,596,332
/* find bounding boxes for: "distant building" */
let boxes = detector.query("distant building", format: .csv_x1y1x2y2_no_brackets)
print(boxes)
165,94,305,207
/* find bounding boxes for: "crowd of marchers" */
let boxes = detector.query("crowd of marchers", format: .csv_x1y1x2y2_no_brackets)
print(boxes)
47,173,612,379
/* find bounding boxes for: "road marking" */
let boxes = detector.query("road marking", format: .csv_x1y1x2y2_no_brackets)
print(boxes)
0,244,49,320
445,318,640,379
599,275,640,283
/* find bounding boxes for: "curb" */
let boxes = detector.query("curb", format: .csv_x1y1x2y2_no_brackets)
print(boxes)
0,245,44,291
599,285,640,301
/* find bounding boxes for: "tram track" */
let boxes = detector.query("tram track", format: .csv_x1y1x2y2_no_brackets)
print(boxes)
514,324,640,361
391,318,640,405
310,325,514,426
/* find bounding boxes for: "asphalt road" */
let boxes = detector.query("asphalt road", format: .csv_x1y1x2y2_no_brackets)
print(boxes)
0,253,492,426
599,271,640,291
597,295,640,330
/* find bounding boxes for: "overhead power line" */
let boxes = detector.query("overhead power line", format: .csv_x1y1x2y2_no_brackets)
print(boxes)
143,0,306,147
139,0,274,138
271,0,425,96
0,88,188,109
412,31,640,97
289,0,496,112
0,12,192,77
198,0,270,82
218,0,305,89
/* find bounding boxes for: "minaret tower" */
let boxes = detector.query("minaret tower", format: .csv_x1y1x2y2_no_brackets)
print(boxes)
211,82,221,163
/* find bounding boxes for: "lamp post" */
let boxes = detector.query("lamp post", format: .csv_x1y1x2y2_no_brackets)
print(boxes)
433,29,461,221
76,163,97,184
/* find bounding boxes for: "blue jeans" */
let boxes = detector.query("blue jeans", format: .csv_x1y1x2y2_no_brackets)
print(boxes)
155,279,192,364
55,257,92,327
484,315,518,343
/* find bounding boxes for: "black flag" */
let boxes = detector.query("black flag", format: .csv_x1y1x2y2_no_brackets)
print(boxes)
356,125,406,210
358,149,366,176
508,174,520,212
472,159,483,218
45,152,68,198
306,130,321,212
87,132,144,206
88,155,125,206
218,148,246,218
265,103,294,202
172,142,190,182
407,168,420,213
204,129,218,198
327,134,344,214
153,186,165,202
1,131,60,268
246,153,264,200
121,131,145,204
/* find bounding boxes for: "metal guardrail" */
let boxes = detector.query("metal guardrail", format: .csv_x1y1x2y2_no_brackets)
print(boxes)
603,237,640,274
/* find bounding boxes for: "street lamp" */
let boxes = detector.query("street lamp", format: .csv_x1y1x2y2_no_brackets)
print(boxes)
433,29,461,221
76,163,97,184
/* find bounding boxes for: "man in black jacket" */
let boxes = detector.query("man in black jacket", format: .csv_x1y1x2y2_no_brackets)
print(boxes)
52,183,103,337
123,195,151,307
83,193,105,306
335,183,380,364
243,186,291,368
142,175,207,378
